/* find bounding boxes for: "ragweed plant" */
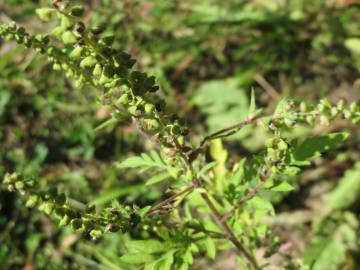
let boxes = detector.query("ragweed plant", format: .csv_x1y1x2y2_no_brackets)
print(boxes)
1,1,360,269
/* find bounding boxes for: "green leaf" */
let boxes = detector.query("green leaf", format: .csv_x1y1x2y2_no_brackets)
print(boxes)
205,238,216,259
94,117,118,132
303,223,357,270
143,260,160,270
157,250,175,270
120,252,154,264
118,151,167,172
197,161,218,178
326,163,360,211
248,195,275,218
270,181,294,192
293,132,350,161
80,56,98,68
191,79,250,140
146,172,171,186
90,183,145,205
138,206,152,217
128,240,169,254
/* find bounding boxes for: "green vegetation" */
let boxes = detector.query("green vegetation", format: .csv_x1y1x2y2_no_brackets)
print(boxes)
0,1,360,269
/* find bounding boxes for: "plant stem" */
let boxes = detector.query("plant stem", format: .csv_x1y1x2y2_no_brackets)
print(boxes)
200,192,260,270
146,185,195,216
199,115,260,148
221,183,264,222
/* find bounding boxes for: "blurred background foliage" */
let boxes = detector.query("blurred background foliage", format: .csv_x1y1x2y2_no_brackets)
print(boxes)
0,0,360,269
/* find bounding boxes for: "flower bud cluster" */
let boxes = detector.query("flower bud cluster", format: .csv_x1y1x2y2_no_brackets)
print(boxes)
3,172,140,239
0,1,191,164
265,137,290,172
268,99,360,131
305,99,360,125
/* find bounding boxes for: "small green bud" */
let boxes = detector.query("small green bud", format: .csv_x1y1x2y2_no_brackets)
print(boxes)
143,119,160,130
62,31,77,44
59,215,71,227
103,65,115,77
277,139,288,151
25,178,35,187
91,24,105,35
71,218,83,230
330,107,339,117
65,208,77,219
14,181,25,190
16,27,26,35
5,33,15,40
61,63,70,71
90,229,103,240
265,138,276,148
128,105,138,116
25,195,39,208
319,115,330,126
60,15,74,29
144,103,155,114
3,173,13,184
51,26,65,38
100,36,115,46
317,103,326,113
10,172,20,182
54,193,67,205
306,115,315,125
320,98,331,109
80,56,97,68
350,102,358,113
54,207,66,217
36,8,54,22
7,21,17,31
337,99,345,111
69,46,84,59
170,124,182,135
7,184,15,192
39,202,55,215
343,109,352,119
284,118,295,127
117,93,130,105
70,5,85,17
99,70,113,85
92,63,102,76
53,63,61,70
300,102,307,112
